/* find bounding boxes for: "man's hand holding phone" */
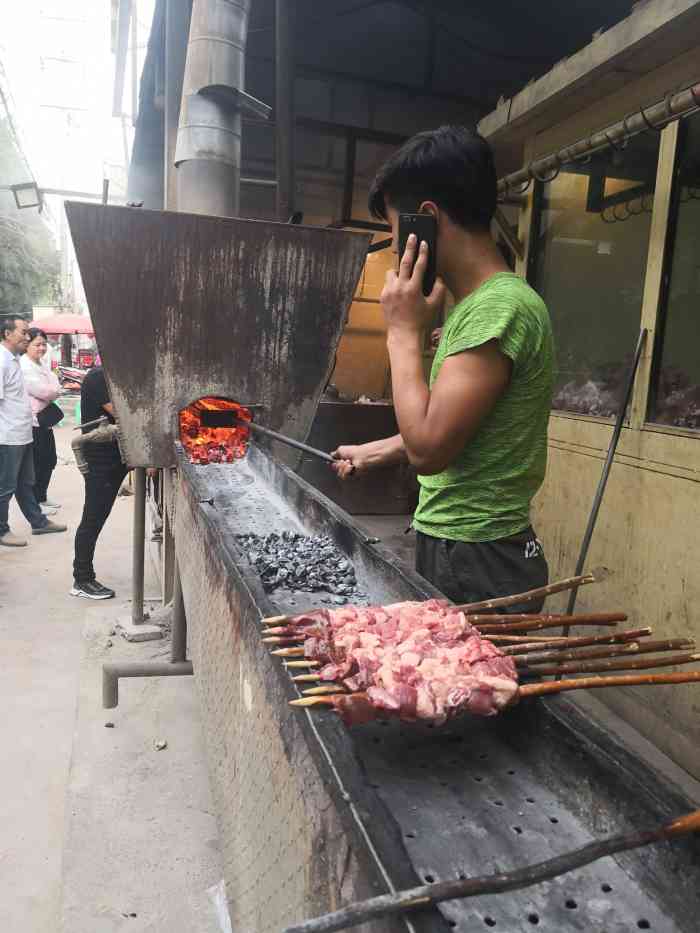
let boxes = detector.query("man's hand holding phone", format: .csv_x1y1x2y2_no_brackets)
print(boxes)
381,233,446,340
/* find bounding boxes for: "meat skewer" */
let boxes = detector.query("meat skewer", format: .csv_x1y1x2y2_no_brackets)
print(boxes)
262,612,626,639
268,607,620,657
454,572,597,612
291,640,691,686
259,573,598,627
290,671,700,717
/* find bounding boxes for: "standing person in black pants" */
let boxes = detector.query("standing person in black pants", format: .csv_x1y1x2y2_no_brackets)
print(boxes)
71,367,127,599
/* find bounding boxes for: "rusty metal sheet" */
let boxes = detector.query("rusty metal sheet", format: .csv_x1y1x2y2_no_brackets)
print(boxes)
64,202,370,467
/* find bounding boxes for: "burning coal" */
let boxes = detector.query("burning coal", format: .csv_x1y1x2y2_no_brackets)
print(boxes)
179,397,251,465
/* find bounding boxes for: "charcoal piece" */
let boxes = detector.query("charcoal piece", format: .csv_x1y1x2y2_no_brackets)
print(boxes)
237,531,362,599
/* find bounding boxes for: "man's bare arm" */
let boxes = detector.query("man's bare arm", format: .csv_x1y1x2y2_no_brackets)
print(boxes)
388,336,511,475
332,433,406,478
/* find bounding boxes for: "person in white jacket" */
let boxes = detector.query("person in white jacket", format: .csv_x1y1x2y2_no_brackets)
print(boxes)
20,327,76,513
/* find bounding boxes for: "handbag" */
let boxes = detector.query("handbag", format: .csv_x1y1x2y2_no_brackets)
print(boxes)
37,402,65,429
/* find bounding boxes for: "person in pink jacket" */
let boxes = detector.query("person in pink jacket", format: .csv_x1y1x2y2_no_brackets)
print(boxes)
20,328,77,513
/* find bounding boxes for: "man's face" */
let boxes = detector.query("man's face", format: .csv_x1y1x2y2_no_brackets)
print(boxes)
3,318,29,354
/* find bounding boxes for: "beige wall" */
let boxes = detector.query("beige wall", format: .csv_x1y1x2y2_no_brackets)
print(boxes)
514,50,700,778
332,244,392,398
531,416,700,778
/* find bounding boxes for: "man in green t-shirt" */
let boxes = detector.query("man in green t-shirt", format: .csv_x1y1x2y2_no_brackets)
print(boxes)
333,126,554,611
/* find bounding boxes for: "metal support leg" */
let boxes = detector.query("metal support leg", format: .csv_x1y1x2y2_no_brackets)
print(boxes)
161,468,175,604
116,467,163,641
171,559,187,663
103,661,193,709
132,466,146,624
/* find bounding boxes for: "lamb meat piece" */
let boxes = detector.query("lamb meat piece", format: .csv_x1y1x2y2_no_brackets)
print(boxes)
366,635,518,725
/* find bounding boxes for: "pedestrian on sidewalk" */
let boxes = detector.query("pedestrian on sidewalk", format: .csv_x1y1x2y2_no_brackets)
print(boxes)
71,366,127,599
20,327,78,514
0,314,68,547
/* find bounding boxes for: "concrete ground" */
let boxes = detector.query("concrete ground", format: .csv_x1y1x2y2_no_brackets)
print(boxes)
0,422,223,933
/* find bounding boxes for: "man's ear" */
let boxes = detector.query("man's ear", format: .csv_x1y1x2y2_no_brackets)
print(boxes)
418,200,439,218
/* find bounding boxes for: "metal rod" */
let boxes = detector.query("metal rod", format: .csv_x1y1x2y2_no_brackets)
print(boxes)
73,415,108,431
563,329,646,630
130,0,138,127
171,559,187,663
238,418,337,464
132,467,147,624
101,178,110,205
112,0,133,117
498,82,700,198
275,0,295,221
103,660,193,708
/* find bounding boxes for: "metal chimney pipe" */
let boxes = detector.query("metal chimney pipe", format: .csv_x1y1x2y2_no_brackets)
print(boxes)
174,0,251,215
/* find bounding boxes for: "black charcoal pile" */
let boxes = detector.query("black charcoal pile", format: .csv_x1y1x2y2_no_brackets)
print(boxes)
236,531,363,601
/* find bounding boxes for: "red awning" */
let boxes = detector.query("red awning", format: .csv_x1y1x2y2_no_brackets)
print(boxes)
32,313,94,336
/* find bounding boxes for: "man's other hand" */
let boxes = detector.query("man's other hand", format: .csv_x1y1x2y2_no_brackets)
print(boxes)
331,445,369,479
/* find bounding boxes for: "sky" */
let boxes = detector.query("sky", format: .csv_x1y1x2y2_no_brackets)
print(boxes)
0,0,155,309
1,0,155,200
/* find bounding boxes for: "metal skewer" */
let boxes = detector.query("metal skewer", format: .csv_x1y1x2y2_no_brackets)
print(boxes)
222,414,347,467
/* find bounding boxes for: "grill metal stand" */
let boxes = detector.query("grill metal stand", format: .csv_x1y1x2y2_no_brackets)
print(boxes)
116,467,164,642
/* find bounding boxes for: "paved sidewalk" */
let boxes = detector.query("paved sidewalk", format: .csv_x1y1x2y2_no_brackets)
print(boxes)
0,425,222,933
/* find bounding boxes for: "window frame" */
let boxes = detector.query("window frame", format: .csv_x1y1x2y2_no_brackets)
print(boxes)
643,114,700,434
522,121,683,434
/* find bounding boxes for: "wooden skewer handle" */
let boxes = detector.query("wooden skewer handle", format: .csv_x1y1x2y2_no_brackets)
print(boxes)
515,643,640,666
478,616,619,635
502,627,651,656
518,670,700,698
469,612,625,625
520,651,699,678
456,573,596,613
281,806,700,933
514,638,693,667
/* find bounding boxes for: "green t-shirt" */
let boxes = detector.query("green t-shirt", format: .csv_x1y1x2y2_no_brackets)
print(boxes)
413,272,554,543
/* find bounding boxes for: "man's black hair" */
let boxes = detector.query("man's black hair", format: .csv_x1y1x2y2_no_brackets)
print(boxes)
368,125,497,231
0,314,27,340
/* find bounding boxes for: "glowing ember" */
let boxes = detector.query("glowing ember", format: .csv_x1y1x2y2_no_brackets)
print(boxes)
179,397,251,465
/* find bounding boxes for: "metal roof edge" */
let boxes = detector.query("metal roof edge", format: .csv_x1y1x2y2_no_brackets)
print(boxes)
478,0,700,144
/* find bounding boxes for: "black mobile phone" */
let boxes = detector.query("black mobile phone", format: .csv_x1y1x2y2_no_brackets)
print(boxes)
398,212,437,296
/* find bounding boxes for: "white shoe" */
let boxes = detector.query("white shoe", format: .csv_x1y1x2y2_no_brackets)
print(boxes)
41,504,59,516
0,532,27,547
42,498,61,509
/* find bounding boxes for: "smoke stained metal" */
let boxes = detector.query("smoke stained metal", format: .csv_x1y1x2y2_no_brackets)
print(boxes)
64,201,370,468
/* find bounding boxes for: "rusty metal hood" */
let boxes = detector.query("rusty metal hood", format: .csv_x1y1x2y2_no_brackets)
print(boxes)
65,202,370,467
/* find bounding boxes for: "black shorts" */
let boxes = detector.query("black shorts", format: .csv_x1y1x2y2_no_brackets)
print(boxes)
415,526,549,614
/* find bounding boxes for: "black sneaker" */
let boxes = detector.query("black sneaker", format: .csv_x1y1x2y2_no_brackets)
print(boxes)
70,580,115,600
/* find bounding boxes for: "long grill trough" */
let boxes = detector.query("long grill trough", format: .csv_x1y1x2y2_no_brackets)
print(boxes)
171,441,700,933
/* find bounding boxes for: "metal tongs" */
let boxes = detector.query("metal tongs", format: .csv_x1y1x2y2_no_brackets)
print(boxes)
199,409,353,472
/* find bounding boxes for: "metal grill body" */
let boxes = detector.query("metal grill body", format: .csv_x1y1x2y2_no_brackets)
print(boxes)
64,202,370,467
172,443,700,933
